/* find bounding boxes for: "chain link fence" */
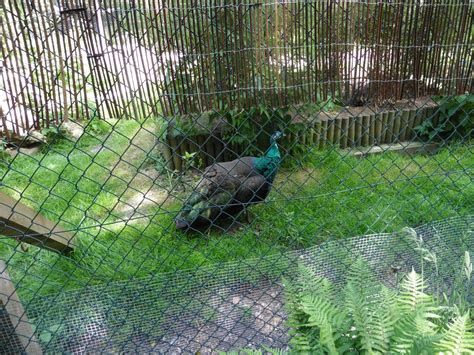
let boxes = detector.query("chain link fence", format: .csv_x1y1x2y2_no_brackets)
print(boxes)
0,0,473,353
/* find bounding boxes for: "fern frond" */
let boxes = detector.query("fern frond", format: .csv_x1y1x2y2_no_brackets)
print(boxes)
344,282,392,354
300,295,345,328
300,294,347,354
398,269,435,312
347,258,379,292
295,264,334,300
290,329,321,354
436,312,474,354
392,307,439,353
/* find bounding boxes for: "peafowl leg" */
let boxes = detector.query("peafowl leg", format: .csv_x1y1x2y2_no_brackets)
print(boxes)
245,209,252,224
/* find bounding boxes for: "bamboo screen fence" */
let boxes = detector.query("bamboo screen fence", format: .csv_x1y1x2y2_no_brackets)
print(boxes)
1,1,473,138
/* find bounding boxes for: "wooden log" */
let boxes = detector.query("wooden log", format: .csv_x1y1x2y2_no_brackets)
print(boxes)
375,113,383,144
407,110,417,140
399,109,410,141
319,119,328,149
327,119,335,145
301,129,307,146
387,111,396,143
393,111,402,143
0,192,75,254
196,135,208,166
348,116,356,147
348,142,439,158
308,126,315,145
0,261,43,354
178,137,190,168
214,135,226,162
334,117,342,146
381,111,389,144
412,107,425,139
369,114,375,146
205,136,216,166
340,117,348,149
355,115,363,147
185,135,200,167
362,115,370,147
314,121,321,148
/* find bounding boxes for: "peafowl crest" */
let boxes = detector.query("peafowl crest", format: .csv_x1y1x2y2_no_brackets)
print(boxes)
175,131,284,230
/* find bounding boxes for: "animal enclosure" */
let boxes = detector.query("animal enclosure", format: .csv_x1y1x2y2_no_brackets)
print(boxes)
0,0,473,353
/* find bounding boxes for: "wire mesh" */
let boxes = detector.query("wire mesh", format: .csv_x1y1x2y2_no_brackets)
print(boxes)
0,0,473,353
24,216,474,353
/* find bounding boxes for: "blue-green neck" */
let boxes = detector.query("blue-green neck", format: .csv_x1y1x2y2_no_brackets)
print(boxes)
253,138,281,182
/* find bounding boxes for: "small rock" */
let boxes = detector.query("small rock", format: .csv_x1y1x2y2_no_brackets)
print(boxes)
62,120,84,139
24,130,46,144
231,296,240,304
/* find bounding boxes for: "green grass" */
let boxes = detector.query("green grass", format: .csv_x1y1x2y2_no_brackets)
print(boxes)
0,119,473,303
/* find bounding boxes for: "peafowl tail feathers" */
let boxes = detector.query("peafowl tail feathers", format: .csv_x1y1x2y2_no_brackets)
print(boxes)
176,190,235,228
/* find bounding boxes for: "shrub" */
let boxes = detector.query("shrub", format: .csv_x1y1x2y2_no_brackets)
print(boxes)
416,94,474,140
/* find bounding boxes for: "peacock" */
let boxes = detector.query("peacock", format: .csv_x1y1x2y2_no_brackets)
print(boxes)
175,131,285,230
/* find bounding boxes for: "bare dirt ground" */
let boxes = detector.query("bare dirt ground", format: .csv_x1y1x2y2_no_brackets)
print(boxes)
151,281,289,354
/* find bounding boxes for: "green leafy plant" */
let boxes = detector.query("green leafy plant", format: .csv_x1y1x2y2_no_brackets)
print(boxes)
41,125,68,144
416,94,474,140
285,259,474,354
0,138,10,163
182,151,202,170
86,117,111,136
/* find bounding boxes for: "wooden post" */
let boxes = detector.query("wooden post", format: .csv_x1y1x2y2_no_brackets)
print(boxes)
355,115,363,146
369,114,375,146
348,116,355,147
314,120,321,148
319,119,328,149
387,111,396,143
393,111,402,143
381,112,389,144
334,117,342,146
0,261,43,354
327,119,335,145
399,109,410,141
375,113,383,144
340,117,348,149
362,115,370,147
407,110,417,140
0,192,75,254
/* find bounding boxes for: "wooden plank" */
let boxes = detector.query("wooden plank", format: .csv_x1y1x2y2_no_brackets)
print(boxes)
0,261,43,354
348,142,439,158
0,192,75,254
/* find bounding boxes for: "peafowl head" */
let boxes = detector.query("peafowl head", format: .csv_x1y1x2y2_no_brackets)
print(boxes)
270,131,285,142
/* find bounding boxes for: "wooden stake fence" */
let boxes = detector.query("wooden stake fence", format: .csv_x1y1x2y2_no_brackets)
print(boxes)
1,1,472,137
